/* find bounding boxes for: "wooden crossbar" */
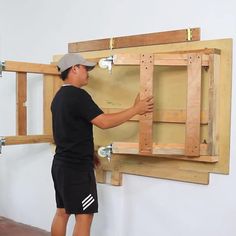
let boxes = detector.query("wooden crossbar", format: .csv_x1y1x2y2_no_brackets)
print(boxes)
4,135,53,145
112,142,218,163
101,108,209,124
4,61,59,75
113,52,211,66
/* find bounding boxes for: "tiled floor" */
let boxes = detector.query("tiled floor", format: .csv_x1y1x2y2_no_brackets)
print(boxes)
0,217,50,236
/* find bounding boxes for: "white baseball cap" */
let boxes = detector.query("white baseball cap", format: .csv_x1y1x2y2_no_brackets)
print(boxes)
57,53,96,73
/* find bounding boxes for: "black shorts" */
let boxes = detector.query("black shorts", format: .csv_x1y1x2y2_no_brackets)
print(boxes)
51,163,98,214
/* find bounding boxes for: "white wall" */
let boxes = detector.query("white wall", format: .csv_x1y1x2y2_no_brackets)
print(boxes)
0,0,235,235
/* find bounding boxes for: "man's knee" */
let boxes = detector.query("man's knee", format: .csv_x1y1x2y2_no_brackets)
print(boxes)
75,214,93,224
55,208,70,220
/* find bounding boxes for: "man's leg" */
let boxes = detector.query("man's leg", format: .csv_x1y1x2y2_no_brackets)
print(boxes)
51,208,70,236
72,214,94,236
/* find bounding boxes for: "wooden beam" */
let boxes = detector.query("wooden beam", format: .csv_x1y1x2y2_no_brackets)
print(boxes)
208,54,220,155
43,75,55,135
68,28,200,52
4,61,59,75
95,168,106,184
185,54,202,156
113,53,210,66
113,142,209,156
112,142,217,163
111,171,123,186
53,75,63,94
4,135,53,145
139,54,154,154
16,72,27,135
102,108,208,124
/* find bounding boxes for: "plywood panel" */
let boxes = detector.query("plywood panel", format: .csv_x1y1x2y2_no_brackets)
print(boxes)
52,38,232,184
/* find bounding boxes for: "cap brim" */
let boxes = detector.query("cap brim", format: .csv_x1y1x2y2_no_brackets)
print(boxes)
83,61,97,71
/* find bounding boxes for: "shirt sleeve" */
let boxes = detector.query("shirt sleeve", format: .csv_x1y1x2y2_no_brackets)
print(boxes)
77,89,104,121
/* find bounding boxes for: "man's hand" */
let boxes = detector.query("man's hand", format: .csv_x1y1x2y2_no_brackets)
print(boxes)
133,94,154,115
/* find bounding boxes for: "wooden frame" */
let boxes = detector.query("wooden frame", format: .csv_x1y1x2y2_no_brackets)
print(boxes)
68,38,231,186
0,61,58,147
107,49,219,163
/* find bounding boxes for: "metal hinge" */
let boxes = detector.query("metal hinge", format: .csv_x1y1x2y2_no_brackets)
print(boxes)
98,144,113,162
109,37,114,51
186,28,193,41
98,56,114,74
0,61,5,77
0,137,6,154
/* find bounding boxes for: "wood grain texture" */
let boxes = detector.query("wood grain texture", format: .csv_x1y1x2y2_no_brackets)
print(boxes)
102,108,208,124
43,75,55,135
68,28,200,52
208,54,220,155
139,54,154,154
185,54,202,156
16,72,27,135
97,156,209,185
4,61,59,75
4,135,53,145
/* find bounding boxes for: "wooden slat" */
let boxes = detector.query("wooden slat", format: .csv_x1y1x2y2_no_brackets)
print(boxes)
139,54,154,154
208,54,220,155
16,72,27,135
113,53,210,66
113,142,209,156
112,142,217,163
95,168,106,184
68,28,200,52
53,75,63,94
102,108,208,124
43,75,55,135
111,171,122,186
4,61,59,75
185,54,202,156
4,135,53,145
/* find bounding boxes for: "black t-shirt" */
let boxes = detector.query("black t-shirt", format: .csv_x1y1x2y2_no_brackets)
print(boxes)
51,85,103,171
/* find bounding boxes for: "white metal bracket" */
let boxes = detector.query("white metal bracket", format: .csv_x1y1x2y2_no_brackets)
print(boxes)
98,144,113,161
98,56,115,74
0,61,5,77
0,137,6,154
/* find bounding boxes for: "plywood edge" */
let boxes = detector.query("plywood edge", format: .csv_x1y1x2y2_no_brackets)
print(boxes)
99,158,209,185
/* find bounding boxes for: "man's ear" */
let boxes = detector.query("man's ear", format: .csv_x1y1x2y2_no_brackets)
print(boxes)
71,65,78,74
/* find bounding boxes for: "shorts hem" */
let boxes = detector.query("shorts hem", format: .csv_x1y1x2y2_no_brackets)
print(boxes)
66,210,98,214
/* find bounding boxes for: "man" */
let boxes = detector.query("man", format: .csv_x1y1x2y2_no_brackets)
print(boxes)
51,53,154,236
